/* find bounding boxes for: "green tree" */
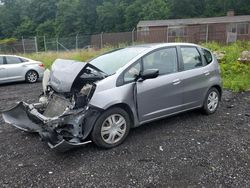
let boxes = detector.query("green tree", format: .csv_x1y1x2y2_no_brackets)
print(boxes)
76,0,102,34
96,0,127,32
124,0,148,30
168,0,204,18
0,4,4,38
36,20,56,37
204,0,250,17
0,0,249,39
234,0,250,15
0,0,22,37
56,0,79,36
13,19,36,37
141,0,170,20
28,0,57,25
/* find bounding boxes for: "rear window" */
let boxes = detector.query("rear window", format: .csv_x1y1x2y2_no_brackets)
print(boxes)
20,58,29,62
202,48,213,64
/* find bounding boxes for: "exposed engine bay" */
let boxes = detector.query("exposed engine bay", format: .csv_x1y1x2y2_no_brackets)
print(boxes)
2,59,106,152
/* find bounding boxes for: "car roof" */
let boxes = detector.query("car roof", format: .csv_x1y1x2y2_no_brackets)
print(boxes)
0,54,25,57
129,42,200,49
0,54,32,60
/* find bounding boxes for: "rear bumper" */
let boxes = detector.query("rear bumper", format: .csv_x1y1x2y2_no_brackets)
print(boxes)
2,102,92,152
38,70,44,80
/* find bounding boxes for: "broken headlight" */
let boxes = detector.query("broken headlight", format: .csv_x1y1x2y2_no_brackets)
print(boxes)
73,84,95,109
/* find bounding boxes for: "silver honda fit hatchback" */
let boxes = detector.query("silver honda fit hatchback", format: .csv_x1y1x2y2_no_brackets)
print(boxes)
2,43,222,151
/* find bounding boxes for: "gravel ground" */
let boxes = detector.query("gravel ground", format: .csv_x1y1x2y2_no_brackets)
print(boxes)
0,82,249,188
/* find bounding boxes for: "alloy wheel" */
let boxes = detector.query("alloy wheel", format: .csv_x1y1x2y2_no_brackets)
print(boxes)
27,71,38,83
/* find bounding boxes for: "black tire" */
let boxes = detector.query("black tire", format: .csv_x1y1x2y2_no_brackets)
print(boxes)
25,70,38,83
91,107,131,148
202,87,220,115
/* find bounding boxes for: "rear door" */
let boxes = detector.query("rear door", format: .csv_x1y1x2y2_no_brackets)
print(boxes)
0,56,9,82
136,47,184,122
178,46,211,109
5,56,26,81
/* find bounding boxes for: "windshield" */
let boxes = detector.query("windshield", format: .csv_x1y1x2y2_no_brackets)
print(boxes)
89,47,147,75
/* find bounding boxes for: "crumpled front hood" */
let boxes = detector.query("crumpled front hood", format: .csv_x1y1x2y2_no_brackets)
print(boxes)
49,59,87,93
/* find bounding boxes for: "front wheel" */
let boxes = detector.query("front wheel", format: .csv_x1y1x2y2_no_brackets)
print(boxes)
202,88,220,115
91,107,131,148
25,70,38,83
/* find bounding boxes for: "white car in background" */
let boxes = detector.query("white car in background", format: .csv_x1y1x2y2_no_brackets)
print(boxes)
0,55,45,84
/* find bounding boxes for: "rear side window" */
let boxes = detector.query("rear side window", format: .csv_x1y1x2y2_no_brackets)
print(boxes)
6,56,22,64
180,47,203,71
202,48,213,64
0,56,4,65
20,58,29,62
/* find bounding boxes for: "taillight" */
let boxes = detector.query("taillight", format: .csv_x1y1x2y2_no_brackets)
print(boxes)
39,64,45,68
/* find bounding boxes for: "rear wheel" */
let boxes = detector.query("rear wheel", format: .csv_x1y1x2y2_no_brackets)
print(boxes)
202,87,220,115
25,70,38,83
91,107,131,148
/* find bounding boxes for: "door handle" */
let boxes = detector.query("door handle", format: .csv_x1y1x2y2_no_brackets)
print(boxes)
204,71,210,76
172,79,181,85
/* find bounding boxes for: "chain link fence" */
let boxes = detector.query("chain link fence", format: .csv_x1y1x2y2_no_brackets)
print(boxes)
0,37,37,54
1,24,249,54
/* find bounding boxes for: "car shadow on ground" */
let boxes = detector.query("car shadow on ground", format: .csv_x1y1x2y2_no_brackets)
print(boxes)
0,80,42,87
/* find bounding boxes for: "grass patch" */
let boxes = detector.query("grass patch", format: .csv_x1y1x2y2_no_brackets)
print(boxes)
22,47,112,68
220,62,250,92
20,41,250,92
202,41,250,92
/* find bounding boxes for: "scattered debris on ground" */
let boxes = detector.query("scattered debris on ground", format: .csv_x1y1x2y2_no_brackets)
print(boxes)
213,51,226,62
238,51,250,63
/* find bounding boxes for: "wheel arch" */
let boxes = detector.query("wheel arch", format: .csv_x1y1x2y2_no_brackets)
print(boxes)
210,85,222,100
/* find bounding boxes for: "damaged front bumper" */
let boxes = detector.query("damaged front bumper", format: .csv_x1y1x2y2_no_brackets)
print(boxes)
2,102,94,152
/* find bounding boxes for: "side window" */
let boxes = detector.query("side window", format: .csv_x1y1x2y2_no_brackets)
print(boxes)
142,47,178,75
124,63,141,83
20,58,29,62
202,48,213,65
0,56,4,65
6,56,22,64
181,47,203,71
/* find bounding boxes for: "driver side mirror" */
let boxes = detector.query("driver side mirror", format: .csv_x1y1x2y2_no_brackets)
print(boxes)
138,69,159,81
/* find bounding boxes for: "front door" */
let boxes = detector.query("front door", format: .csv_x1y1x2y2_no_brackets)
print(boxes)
136,47,183,123
5,56,25,81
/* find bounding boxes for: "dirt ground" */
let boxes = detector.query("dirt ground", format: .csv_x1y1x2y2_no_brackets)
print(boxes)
0,82,249,188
